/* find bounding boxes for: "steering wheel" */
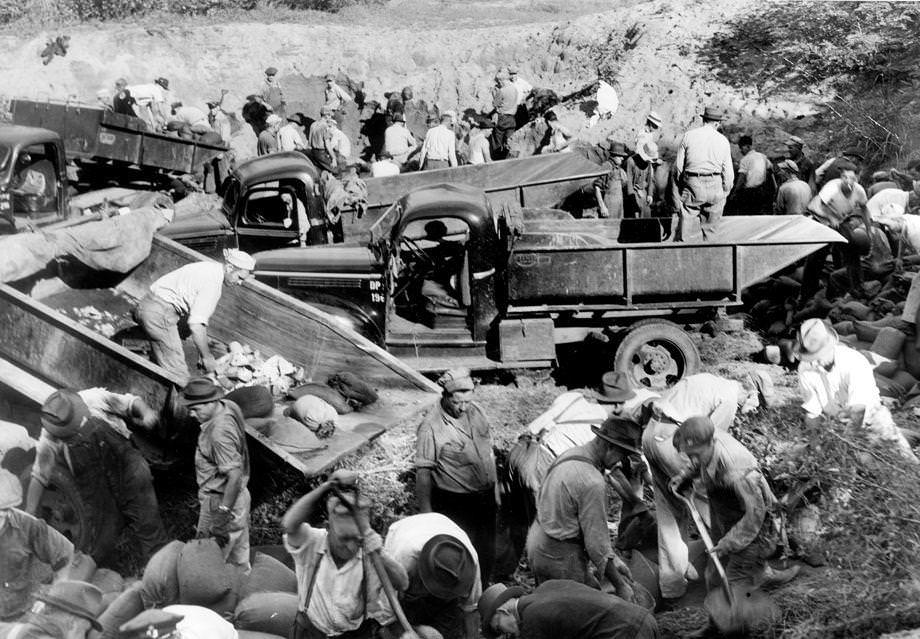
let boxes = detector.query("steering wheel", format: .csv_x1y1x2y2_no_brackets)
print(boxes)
400,236,436,269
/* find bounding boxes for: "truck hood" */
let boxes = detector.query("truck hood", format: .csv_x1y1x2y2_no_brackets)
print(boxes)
254,246,382,275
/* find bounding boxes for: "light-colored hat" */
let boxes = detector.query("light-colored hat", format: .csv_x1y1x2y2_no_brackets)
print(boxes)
777,159,799,174
638,140,659,162
787,135,805,147
437,368,474,393
0,469,22,509
36,581,104,631
265,114,282,126
223,248,255,271
645,111,663,128
795,318,838,362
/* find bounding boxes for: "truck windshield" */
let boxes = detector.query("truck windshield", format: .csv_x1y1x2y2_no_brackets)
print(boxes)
369,200,402,246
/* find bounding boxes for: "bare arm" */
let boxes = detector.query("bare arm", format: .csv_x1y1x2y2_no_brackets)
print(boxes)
220,467,243,510
25,478,45,515
416,468,433,512
189,323,216,371
283,480,335,535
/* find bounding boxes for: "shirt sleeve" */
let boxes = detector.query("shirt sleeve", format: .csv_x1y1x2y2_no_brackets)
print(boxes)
720,137,735,192
576,471,614,573
210,419,245,474
26,513,74,570
798,371,823,419
844,354,879,409
186,268,222,326
625,159,637,195
717,468,768,554
79,388,138,421
31,433,59,487
414,415,438,470
283,522,324,565
675,135,687,175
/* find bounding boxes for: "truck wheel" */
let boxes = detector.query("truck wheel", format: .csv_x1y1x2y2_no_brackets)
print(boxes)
614,321,700,392
36,467,91,549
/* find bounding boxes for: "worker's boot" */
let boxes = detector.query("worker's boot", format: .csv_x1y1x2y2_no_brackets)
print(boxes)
755,564,801,588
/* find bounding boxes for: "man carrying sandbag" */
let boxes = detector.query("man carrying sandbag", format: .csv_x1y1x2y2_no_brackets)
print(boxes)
182,378,252,570
282,470,408,639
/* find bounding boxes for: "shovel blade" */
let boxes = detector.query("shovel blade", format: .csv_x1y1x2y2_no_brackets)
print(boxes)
704,582,779,635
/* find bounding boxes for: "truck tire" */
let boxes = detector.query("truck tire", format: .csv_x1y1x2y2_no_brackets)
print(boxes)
614,321,700,392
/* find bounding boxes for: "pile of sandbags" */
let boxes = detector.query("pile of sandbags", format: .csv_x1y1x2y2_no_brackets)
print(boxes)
213,341,307,397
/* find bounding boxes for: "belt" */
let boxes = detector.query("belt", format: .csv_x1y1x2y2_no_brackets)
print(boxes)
683,171,720,177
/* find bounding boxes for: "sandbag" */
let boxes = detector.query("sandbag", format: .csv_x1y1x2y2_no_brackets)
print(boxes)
874,360,900,378
833,320,855,336
841,300,872,321
904,338,920,378
286,395,337,438
288,383,352,414
177,538,234,607
234,592,299,637
854,322,881,343
96,582,144,639
0,233,56,283
50,209,162,273
872,327,906,360
91,568,125,594
265,415,325,453
241,552,298,600
225,385,275,419
140,540,183,608
890,370,919,394
327,372,378,408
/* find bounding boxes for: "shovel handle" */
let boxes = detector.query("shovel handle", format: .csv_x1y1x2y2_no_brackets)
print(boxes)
329,485,418,639
673,488,735,607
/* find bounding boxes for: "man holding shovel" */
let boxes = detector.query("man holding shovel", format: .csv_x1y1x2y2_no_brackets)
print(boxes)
283,470,409,639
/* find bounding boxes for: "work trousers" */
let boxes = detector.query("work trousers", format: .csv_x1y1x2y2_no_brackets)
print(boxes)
197,488,251,570
526,521,598,587
401,592,464,639
119,454,170,561
800,220,861,302
431,485,496,585
491,114,517,160
308,148,336,174
642,418,711,599
706,493,777,586
291,612,392,639
675,174,726,241
422,158,449,171
134,294,190,386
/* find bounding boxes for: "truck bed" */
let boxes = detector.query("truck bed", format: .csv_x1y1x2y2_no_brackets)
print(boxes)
0,236,438,476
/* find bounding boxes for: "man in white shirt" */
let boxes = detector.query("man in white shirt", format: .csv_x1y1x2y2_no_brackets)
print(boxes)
508,66,533,107
794,318,917,462
383,113,418,166
133,249,254,385
128,80,169,129
278,114,307,152
419,114,458,170
370,152,401,177
467,119,492,165
170,102,210,134
730,134,773,214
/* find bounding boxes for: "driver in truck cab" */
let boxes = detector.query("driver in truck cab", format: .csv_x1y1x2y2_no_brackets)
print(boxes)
134,249,255,386
10,152,53,213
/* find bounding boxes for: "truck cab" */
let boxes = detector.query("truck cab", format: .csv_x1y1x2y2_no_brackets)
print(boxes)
0,126,68,233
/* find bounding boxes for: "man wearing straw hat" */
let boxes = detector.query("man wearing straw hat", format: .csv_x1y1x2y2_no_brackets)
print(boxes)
794,318,918,462
282,470,407,639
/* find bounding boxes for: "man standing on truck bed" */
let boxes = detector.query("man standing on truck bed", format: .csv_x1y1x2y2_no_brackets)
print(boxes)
134,249,255,386
673,105,734,241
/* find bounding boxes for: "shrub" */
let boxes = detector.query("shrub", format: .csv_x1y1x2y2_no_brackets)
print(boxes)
0,0,27,23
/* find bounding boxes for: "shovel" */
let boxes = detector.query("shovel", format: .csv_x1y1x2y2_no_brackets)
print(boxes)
330,484,420,639
674,489,779,635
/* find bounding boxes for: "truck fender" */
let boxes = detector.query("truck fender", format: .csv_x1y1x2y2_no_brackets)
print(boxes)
285,292,384,345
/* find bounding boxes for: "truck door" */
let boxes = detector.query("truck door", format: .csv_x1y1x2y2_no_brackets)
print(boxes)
234,179,307,254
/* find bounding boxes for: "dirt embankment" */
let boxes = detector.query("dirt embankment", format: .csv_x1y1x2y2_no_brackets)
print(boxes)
0,0,819,158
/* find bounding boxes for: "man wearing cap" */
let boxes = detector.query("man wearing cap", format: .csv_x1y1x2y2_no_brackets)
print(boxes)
419,114,459,171
794,319,918,461
593,140,628,218
642,371,773,599
182,377,252,568
730,134,774,214
785,135,815,189
635,111,663,152
135,250,254,385
490,71,519,160
384,113,418,167
323,73,353,113
0,469,74,621
283,470,408,639
384,513,481,639
467,119,493,166
799,163,872,303
670,416,799,594
26,390,167,564
8,581,104,639
416,368,496,584
308,107,339,173
625,141,658,218
260,66,285,116
673,105,734,241
478,579,658,639
527,416,638,601
814,147,864,191
774,158,812,215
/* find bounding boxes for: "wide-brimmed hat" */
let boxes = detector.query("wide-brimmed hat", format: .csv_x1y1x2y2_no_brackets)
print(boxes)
437,368,474,394
603,140,627,157
41,390,90,440
0,469,22,509
591,416,642,455
182,377,223,406
36,581,104,631
479,583,526,638
645,111,663,128
594,371,637,403
638,140,659,162
795,318,838,362
119,609,184,639
701,105,725,121
673,415,715,451
418,534,477,600
154,77,170,90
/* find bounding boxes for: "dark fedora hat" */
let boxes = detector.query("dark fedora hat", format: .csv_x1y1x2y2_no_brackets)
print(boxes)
593,371,636,404
479,583,527,638
701,104,725,121
181,377,223,406
36,581,104,631
591,416,642,455
41,390,90,440
418,534,477,600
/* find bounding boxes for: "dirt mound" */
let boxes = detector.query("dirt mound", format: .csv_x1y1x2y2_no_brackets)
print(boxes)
0,0,820,159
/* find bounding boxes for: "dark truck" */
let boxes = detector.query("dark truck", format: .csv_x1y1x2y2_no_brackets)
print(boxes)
250,183,843,386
